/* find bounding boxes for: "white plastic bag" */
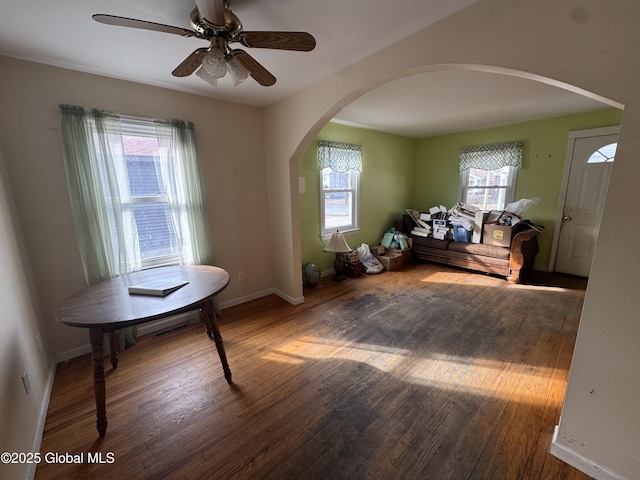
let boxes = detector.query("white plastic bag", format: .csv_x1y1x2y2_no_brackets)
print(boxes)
506,198,536,216
356,244,384,274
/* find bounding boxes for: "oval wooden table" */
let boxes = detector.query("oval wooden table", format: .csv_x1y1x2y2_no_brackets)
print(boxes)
55,265,232,437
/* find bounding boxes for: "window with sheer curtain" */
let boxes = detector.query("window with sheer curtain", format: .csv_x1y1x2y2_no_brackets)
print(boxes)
458,142,522,210
59,105,214,353
59,105,213,285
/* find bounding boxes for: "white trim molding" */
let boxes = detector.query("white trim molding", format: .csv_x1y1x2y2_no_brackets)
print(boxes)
551,425,625,480
547,125,620,273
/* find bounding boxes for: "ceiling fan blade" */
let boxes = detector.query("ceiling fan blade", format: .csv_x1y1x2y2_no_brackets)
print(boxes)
194,0,226,28
237,31,316,52
231,50,276,86
172,48,208,77
92,14,196,37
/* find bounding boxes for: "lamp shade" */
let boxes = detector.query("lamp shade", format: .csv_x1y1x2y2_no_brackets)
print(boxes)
323,232,352,253
226,54,250,85
202,47,227,79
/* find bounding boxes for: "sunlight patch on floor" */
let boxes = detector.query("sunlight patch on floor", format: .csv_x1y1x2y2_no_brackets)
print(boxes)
418,271,500,286
507,283,572,293
261,352,306,365
407,352,562,405
419,270,572,293
264,336,410,373
262,338,566,406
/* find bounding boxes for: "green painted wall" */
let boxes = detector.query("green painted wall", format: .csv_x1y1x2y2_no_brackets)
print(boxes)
414,108,623,270
300,109,622,276
299,122,416,274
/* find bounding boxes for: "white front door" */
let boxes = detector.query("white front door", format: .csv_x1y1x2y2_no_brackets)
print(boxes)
554,130,618,277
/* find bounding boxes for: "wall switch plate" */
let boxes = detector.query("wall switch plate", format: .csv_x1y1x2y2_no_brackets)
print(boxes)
532,197,540,205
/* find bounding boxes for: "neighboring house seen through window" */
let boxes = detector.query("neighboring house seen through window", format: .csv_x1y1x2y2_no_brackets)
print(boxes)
458,142,522,211
59,104,212,285
459,165,518,211
122,128,179,267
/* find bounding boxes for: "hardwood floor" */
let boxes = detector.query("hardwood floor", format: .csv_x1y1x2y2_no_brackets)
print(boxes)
36,262,592,480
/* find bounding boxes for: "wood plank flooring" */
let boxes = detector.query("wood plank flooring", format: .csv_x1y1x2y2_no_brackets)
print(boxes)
36,262,592,480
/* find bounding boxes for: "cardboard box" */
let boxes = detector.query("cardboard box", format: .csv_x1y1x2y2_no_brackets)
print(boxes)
373,251,403,271
483,224,513,247
385,246,412,264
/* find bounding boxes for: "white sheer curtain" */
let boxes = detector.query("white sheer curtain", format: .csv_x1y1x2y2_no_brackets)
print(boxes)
59,105,214,350
154,118,212,266
59,105,141,284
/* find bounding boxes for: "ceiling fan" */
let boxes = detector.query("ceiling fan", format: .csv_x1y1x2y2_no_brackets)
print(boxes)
92,0,316,87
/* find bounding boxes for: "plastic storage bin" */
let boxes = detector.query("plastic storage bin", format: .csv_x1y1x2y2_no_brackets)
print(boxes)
452,224,471,242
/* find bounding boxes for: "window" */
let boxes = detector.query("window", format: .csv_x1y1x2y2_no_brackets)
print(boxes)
321,168,360,235
59,105,212,284
121,126,178,267
318,141,362,238
587,143,617,163
459,165,518,210
458,142,522,210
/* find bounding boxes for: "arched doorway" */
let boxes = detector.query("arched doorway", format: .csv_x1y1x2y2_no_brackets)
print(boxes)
292,65,621,293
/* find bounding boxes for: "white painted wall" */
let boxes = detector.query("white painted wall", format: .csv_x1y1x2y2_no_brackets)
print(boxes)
0,55,274,358
1,1,638,477
0,143,53,480
263,0,640,477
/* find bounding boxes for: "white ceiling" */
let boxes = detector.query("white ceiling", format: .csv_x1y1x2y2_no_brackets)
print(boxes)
332,70,612,138
0,0,612,138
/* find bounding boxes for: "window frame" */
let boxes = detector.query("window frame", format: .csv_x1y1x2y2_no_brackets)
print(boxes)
119,120,179,269
319,167,360,240
458,165,518,211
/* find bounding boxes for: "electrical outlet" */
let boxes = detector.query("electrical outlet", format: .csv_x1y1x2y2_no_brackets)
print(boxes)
238,271,245,281
532,197,541,205
36,334,43,353
21,372,30,395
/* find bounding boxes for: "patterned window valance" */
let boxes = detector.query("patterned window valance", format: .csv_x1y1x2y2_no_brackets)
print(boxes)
318,140,362,173
459,142,522,172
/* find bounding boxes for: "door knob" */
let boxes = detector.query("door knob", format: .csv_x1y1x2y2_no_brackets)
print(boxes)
563,216,572,222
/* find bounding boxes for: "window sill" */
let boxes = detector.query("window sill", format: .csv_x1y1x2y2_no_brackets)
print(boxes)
320,228,360,241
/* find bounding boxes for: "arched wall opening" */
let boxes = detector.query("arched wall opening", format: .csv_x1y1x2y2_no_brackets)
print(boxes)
289,63,623,293
260,2,640,477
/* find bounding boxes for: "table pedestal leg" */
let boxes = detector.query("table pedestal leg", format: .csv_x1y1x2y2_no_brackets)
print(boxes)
89,327,107,437
201,299,232,384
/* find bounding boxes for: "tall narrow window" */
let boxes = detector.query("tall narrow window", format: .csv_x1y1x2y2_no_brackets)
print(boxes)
318,141,362,238
459,142,522,210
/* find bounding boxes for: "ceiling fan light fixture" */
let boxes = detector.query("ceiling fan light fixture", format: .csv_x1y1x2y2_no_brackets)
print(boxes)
202,47,227,79
92,2,316,88
226,55,250,86
196,65,218,86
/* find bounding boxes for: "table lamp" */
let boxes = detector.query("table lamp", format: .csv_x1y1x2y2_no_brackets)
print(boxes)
323,231,352,280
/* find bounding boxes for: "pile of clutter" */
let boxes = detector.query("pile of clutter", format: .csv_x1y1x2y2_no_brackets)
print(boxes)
353,228,413,275
406,198,540,245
